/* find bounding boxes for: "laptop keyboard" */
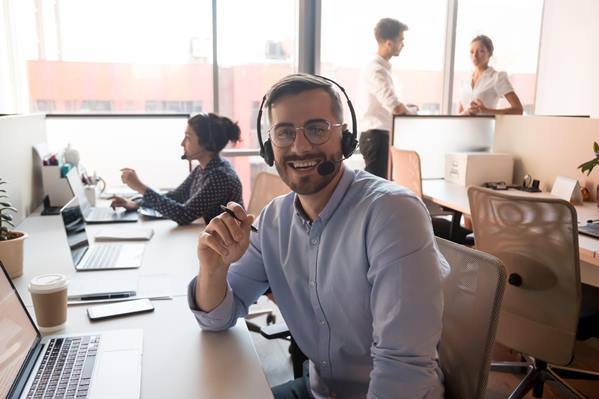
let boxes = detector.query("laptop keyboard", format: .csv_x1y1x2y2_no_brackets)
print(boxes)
80,244,122,269
26,335,101,399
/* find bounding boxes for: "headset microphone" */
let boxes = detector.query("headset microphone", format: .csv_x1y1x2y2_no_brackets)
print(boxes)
181,151,203,160
317,156,345,176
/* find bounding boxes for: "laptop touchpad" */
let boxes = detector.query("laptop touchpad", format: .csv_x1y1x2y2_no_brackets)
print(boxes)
89,351,142,399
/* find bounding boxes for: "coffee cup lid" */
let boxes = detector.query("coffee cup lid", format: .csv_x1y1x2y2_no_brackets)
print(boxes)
28,274,68,294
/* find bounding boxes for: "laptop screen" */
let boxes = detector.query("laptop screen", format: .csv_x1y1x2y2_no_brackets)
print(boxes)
61,199,91,264
0,262,39,398
66,170,91,215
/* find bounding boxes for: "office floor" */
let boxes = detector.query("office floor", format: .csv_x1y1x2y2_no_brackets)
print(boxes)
250,297,599,398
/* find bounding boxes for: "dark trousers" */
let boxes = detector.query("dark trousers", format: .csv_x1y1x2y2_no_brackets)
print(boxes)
272,361,311,399
359,129,390,179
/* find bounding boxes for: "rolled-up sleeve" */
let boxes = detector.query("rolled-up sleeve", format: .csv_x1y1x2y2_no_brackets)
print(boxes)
187,277,237,331
494,71,514,98
366,194,447,398
370,67,402,113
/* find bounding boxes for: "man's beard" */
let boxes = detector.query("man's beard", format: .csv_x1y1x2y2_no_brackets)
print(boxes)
275,151,342,195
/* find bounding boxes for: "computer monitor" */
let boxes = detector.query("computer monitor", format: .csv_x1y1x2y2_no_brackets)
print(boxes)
392,115,495,179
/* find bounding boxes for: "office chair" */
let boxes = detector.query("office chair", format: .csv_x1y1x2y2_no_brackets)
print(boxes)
389,148,472,244
436,237,507,399
468,186,599,399
246,172,291,216
248,237,507,395
243,172,306,376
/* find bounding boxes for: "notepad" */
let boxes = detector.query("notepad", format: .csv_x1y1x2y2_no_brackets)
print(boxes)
94,227,154,241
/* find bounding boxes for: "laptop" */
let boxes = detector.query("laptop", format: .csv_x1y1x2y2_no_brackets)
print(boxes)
61,199,145,271
66,172,138,224
0,261,143,399
579,223,599,239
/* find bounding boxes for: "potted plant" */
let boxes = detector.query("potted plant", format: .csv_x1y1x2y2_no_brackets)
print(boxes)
0,178,28,278
578,141,599,176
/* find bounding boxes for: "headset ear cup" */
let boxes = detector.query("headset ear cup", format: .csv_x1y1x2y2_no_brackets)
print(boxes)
341,130,358,158
261,139,275,166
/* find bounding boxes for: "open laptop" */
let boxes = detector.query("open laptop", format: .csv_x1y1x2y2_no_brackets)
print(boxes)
579,222,599,239
66,171,138,224
61,198,145,271
0,261,143,399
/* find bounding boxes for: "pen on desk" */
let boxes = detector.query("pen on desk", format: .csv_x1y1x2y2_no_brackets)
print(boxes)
219,205,258,233
80,293,133,301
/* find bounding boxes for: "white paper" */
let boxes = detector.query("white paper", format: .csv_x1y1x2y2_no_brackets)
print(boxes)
94,227,154,241
551,176,582,203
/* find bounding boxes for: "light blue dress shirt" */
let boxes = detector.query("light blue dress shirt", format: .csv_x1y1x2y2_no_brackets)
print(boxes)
188,166,449,398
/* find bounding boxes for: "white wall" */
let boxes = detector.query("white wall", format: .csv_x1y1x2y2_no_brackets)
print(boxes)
0,114,47,225
535,0,599,117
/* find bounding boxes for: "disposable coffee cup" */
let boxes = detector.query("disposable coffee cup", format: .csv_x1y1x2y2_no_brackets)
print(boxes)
28,274,68,333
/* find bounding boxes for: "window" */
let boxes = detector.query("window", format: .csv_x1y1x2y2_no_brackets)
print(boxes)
451,0,544,114
216,0,298,204
320,0,447,117
17,0,213,114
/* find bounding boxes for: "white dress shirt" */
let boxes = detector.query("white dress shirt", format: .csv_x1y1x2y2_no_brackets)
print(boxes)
188,166,449,399
358,55,402,132
459,66,514,113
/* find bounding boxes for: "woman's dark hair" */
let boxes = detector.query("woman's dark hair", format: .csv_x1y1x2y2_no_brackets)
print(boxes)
187,112,241,153
472,34,494,56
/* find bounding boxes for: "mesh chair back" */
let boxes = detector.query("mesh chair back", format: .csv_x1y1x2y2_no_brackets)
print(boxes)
390,148,423,198
437,237,506,399
467,186,581,365
247,172,290,216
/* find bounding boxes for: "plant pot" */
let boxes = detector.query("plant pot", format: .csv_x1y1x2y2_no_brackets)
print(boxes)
0,231,28,278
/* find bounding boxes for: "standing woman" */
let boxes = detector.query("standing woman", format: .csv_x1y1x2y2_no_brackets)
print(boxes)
110,112,243,224
459,35,523,115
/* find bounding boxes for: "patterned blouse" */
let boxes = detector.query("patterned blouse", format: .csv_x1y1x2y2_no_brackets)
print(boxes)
141,156,243,225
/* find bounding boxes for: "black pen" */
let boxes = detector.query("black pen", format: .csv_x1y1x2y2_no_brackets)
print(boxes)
80,293,133,301
219,205,258,233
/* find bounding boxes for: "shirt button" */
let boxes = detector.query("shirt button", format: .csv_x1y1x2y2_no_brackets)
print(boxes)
309,281,315,288
311,238,318,245
321,360,328,367
320,319,325,325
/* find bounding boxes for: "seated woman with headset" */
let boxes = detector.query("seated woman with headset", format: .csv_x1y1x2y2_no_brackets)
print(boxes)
110,112,243,224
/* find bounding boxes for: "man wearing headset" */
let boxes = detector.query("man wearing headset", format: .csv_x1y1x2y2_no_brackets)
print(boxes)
187,74,448,398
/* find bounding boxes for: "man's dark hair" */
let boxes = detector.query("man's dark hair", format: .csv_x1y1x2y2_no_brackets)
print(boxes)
265,73,343,123
374,18,408,43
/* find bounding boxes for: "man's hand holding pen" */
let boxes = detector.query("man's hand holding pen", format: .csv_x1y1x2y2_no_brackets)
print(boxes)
198,202,255,272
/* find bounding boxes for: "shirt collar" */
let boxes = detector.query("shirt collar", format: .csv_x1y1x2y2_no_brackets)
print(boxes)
374,54,392,70
200,156,223,172
292,165,354,225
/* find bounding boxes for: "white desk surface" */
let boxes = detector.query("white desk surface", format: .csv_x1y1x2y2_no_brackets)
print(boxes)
12,213,203,304
12,212,274,399
422,179,599,286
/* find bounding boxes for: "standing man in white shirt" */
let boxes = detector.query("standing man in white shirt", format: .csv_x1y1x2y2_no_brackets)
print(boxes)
358,18,414,179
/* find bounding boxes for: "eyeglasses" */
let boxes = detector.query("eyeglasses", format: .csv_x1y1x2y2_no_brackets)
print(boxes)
268,120,342,148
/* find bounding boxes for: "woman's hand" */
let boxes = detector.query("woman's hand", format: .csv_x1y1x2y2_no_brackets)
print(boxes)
197,202,255,273
110,195,140,211
120,168,147,194
467,99,488,115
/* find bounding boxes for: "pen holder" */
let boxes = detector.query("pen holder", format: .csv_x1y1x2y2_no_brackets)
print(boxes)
83,184,101,207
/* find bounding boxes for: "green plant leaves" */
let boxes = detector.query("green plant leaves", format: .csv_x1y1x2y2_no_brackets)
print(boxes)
577,142,599,176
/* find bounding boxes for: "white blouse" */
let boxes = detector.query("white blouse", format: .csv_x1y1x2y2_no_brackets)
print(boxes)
459,66,514,113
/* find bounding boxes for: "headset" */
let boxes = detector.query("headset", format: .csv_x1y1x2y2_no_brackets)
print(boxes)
256,75,358,169
181,112,216,159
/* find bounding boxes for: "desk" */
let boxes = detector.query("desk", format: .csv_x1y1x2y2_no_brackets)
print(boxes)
422,179,599,287
12,212,274,399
